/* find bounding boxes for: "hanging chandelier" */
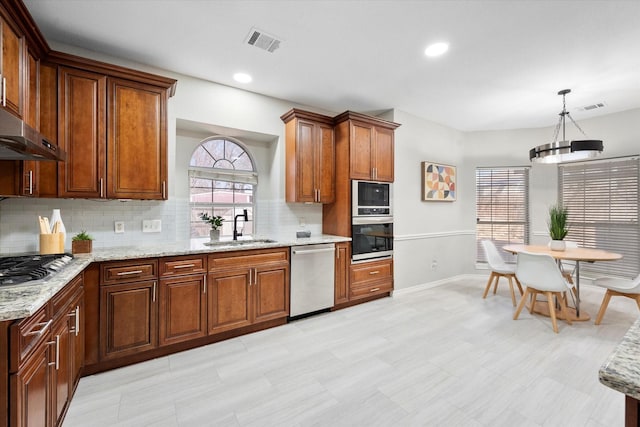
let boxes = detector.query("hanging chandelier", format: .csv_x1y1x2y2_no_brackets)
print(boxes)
529,89,603,163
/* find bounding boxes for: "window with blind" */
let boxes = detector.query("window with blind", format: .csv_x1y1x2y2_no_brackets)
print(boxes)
559,157,639,278
476,167,530,262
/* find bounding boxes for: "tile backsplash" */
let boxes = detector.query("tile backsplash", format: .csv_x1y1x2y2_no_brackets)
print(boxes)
0,197,322,254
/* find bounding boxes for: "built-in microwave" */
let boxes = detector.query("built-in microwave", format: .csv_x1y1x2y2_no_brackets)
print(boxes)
352,180,392,217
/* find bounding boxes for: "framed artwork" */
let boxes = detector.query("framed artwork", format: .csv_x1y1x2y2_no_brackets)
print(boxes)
422,161,456,201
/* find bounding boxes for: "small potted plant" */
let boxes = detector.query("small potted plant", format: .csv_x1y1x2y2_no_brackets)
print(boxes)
548,204,569,251
199,212,224,241
71,230,93,254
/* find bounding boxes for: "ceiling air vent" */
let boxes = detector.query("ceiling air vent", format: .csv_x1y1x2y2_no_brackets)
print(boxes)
578,102,606,112
245,28,281,53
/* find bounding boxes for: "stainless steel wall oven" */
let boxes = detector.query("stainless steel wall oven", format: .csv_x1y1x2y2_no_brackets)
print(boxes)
351,216,393,261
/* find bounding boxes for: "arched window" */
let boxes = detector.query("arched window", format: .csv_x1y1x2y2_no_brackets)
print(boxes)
189,137,257,238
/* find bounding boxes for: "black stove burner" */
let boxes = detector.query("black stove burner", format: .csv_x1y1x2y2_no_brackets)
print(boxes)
0,253,73,286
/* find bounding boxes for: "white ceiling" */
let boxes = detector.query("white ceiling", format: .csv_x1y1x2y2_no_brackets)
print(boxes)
22,0,640,132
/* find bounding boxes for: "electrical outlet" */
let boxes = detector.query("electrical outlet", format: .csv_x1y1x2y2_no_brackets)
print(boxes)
114,221,125,234
431,259,438,270
142,219,162,233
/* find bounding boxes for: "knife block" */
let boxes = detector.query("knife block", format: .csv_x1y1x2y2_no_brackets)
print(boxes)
40,233,64,255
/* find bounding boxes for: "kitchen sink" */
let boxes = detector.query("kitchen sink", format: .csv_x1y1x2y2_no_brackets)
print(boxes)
204,238,277,246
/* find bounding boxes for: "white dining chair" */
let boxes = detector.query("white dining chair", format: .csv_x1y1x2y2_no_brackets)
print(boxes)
514,251,574,333
593,273,640,325
481,240,523,306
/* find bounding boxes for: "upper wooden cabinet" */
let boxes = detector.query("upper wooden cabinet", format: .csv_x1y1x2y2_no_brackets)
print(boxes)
52,52,174,200
334,112,399,182
281,109,335,203
0,14,24,118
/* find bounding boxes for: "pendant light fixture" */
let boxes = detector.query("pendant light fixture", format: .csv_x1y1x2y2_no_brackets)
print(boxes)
529,89,603,163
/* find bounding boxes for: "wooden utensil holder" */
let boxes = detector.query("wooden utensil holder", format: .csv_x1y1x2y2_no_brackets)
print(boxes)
40,233,64,254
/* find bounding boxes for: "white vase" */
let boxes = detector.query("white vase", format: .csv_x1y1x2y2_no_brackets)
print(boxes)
549,240,566,251
209,229,220,241
50,209,66,250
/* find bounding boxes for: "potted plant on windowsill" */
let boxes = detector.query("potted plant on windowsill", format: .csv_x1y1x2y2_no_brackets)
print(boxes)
199,213,224,241
71,230,93,254
548,204,569,251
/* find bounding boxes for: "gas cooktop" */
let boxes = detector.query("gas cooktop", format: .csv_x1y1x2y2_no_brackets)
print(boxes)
0,253,73,286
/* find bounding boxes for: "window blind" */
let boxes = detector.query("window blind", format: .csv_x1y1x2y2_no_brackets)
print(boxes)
476,167,530,263
559,157,639,278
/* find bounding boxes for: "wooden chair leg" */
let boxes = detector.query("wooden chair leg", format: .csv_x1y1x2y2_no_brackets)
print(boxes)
493,275,500,294
595,290,613,325
483,272,496,299
546,291,559,333
528,290,538,314
514,276,524,295
557,292,572,326
514,288,530,320
507,276,516,306
635,295,640,311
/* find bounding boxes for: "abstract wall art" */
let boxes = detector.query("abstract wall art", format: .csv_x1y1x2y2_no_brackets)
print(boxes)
422,161,456,201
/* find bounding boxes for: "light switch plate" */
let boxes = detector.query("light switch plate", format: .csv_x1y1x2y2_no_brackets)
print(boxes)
143,219,162,233
114,221,125,233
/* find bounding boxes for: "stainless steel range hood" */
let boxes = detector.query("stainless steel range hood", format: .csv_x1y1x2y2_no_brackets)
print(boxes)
0,108,65,161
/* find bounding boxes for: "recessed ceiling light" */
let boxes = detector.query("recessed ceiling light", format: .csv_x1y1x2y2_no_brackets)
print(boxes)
233,73,252,83
424,42,449,57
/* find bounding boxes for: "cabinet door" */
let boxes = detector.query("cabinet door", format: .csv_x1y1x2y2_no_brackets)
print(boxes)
107,78,167,200
159,275,207,346
334,242,350,305
0,16,24,118
316,123,335,203
373,127,394,182
58,67,106,198
349,122,374,180
10,341,50,427
253,264,289,323
69,291,84,389
50,315,71,426
99,280,157,360
295,120,317,202
207,269,252,334
38,62,58,198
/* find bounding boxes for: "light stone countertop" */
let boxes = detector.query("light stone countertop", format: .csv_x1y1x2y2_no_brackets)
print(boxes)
599,316,640,400
0,234,350,322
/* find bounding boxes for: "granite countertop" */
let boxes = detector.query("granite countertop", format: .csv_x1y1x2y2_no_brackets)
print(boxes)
0,234,350,322
599,317,640,400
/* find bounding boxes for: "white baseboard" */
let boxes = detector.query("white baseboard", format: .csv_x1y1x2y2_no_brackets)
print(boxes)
393,274,486,296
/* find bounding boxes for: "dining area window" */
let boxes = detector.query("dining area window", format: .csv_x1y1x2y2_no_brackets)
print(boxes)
476,167,530,263
559,156,639,278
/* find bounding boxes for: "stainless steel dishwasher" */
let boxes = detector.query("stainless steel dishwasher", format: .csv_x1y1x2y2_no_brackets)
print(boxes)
290,243,335,317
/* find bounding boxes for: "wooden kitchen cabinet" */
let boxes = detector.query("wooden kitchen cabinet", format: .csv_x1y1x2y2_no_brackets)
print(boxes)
99,259,158,360
159,256,207,346
349,258,393,301
208,248,289,335
334,242,350,305
0,14,25,118
281,109,335,203
347,119,395,182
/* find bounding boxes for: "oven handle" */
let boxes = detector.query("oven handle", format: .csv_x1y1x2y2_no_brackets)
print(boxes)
352,216,394,225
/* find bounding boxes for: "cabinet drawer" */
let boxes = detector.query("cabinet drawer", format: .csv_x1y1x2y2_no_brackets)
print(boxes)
350,259,393,286
208,248,289,272
10,304,51,372
350,280,393,299
101,259,158,284
160,255,206,277
51,273,83,317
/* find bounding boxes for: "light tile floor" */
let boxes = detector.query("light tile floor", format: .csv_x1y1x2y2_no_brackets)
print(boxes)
63,277,636,426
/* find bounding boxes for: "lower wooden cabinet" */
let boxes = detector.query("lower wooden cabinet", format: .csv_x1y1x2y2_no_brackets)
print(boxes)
349,258,393,301
159,274,207,346
334,242,350,305
208,248,290,335
10,337,51,427
99,280,158,360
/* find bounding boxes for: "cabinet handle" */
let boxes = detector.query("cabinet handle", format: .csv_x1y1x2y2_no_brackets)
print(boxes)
153,281,157,302
2,77,6,107
25,319,52,336
47,335,60,369
317,189,321,202
173,264,195,269
370,287,380,292
116,270,143,276
203,275,206,294
75,306,80,336
249,269,253,286
28,170,33,195
99,178,104,198
162,181,166,199
369,270,380,275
